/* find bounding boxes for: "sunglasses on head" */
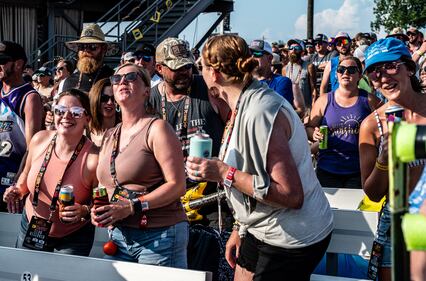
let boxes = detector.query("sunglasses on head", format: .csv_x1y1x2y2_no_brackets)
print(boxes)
366,61,405,81
135,54,152,62
336,39,350,46
288,45,303,51
77,43,100,52
110,72,140,85
53,105,86,119
100,94,115,103
336,65,359,75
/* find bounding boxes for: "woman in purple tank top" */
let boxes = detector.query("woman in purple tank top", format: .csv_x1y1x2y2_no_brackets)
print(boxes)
306,56,381,188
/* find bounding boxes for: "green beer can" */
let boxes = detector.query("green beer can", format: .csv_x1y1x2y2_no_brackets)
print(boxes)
319,125,328,149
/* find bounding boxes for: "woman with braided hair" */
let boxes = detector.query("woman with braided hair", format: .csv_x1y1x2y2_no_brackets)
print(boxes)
186,34,333,281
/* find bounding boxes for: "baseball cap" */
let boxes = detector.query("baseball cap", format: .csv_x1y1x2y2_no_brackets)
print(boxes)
314,34,328,43
156,38,194,70
305,38,314,47
34,66,53,77
334,31,351,42
386,27,409,41
287,39,305,50
364,38,412,73
0,41,27,64
271,53,282,66
134,43,156,57
122,52,136,62
407,26,419,35
249,40,273,55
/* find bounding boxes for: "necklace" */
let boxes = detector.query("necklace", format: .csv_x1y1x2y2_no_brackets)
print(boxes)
163,85,183,117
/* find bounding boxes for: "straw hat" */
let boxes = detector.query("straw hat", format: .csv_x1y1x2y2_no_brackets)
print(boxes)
65,23,119,56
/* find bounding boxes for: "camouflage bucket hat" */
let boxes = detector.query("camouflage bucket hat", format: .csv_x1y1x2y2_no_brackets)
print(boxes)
156,37,195,70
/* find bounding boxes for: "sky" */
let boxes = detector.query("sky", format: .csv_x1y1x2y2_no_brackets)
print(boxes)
179,0,381,47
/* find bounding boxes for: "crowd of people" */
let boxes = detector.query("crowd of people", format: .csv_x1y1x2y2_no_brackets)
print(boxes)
1,22,426,281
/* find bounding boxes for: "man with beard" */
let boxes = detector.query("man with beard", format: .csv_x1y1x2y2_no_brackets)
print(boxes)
249,40,298,111
320,32,352,95
284,39,317,109
150,37,232,278
0,41,44,211
310,34,334,98
62,23,115,93
406,26,422,54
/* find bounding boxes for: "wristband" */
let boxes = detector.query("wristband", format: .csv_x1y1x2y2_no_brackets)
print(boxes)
232,221,240,231
375,160,388,171
223,166,237,189
131,196,149,214
415,50,425,57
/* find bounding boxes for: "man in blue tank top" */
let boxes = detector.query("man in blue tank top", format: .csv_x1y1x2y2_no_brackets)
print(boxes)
320,32,352,95
0,41,44,211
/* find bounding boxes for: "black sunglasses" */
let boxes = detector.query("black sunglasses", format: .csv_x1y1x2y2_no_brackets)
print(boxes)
55,66,65,72
336,65,359,75
100,94,115,103
77,44,100,52
135,54,152,62
422,66,426,73
0,57,12,65
110,72,140,85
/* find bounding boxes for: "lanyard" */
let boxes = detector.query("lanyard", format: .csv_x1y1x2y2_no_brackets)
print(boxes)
32,134,86,213
218,81,250,161
110,124,123,188
160,85,191,155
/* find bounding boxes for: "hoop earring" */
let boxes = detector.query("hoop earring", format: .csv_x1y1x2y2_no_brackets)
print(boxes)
115,103,121,113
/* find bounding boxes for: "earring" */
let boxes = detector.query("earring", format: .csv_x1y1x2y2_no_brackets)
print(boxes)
115,103,121,113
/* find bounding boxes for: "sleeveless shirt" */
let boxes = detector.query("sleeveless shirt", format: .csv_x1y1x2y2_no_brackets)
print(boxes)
25,137,93,238
150,75,224,157
97,118,187,229
318,90,371,174
0,83,39,191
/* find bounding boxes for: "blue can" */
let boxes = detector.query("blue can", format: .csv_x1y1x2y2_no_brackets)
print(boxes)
189,131,212,158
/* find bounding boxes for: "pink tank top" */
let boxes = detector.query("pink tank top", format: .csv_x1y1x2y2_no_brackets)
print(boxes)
25,138,93,238
97,118,187,228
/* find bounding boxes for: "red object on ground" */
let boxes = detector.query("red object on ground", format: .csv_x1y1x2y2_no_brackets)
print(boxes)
103,240,118,256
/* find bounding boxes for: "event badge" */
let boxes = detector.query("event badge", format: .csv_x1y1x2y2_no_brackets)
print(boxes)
23,216,52,251
367,240,383,280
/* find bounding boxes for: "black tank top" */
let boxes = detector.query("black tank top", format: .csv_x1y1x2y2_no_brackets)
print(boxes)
150,75,224,157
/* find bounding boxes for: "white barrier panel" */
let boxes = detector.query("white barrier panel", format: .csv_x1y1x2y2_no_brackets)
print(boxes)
323,188,365,210
0,246,212,281
311,274,369,281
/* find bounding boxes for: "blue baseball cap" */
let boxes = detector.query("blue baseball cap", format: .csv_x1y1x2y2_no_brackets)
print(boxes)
364,37,411,73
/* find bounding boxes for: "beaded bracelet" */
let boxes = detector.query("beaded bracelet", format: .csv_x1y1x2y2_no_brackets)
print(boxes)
375,160,389,171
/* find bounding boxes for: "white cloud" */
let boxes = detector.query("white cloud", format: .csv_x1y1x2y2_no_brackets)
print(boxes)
294,0,377,39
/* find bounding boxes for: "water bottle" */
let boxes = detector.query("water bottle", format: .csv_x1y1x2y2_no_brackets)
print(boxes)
189,128,212,158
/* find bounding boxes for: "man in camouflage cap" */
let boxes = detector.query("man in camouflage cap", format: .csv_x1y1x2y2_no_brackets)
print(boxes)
150,37,233,242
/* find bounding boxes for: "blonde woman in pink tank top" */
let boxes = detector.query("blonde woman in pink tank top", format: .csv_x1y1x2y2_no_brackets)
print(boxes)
3,89,99,256
93,64,188,268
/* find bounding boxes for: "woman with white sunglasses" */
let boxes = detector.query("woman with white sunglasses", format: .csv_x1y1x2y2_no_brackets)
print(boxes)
3,89,98,256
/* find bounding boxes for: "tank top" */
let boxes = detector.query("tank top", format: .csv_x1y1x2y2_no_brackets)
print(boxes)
318,90,371,174
25,137,93,238
285,61,311,106
0,83,39,190
97,118,187,228
150,75,224,157
330,56,340,92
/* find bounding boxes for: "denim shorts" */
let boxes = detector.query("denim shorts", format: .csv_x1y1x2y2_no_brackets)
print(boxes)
375,202,391,268
107,221,189,269
16,208,95,256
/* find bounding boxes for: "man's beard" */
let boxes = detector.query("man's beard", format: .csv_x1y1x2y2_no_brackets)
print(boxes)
77,55,102,74
164,73,193,92
289,53,301,63
0,63,15,82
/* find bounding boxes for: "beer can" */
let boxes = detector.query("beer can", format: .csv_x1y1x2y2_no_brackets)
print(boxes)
385,105,404,122
59,185,74,206
93,186,108,199
319,125,328,150
189,130,212,158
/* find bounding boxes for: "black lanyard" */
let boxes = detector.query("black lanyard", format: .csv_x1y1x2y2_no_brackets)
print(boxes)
110,124,123,188
33,134,86,212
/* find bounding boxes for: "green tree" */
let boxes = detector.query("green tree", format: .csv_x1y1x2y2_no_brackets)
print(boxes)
371,0,426,32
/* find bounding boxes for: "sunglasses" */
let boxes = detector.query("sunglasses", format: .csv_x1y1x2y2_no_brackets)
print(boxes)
407,32,417,37
366,61,405,81
77,44,100,52
336,65,359,75
110,72,140,85
55,66,65,72
135,54,152,62
288,46,303,51
422,66,426,73
251,50,265,58
0,57,12,65
100,94,115,103
336,39,350,46
306,44,313,48
53,105,86,119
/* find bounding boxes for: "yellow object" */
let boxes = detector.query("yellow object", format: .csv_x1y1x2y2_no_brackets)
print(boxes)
375,160,389,171
181,182,207,222
358,195,385,212
402,213,426,251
